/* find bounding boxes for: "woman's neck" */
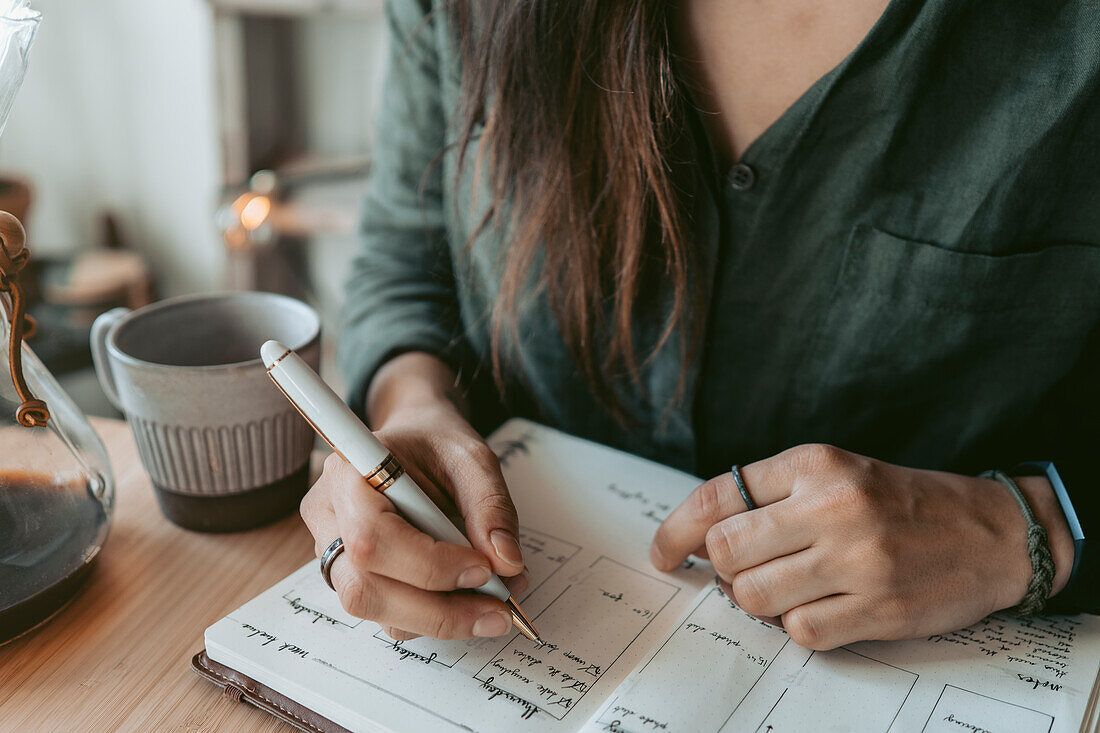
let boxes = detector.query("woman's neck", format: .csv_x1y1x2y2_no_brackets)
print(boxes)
677,0,893,168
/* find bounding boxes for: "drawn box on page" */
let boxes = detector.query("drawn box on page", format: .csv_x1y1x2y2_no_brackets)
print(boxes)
594,585,791,733
369,526,582,669
761,647,917,732
475,557,678,720
922,684,1054,733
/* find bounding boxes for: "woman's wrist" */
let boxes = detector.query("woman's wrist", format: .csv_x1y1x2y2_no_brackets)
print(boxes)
1014,474,1075,599
366,351,468,428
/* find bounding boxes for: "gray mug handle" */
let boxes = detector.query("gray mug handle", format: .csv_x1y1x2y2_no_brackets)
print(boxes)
90,307,131,412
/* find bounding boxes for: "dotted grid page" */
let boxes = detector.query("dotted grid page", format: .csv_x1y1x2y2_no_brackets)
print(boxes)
204,418,716,733
583,582,1100,733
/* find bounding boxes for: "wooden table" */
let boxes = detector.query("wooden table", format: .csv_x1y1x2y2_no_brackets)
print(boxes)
0,418,318,731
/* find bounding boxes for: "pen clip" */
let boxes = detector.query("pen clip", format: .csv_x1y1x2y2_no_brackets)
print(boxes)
266,369,343,458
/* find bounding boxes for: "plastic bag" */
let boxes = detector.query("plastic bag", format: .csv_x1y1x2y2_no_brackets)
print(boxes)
0,0,39,139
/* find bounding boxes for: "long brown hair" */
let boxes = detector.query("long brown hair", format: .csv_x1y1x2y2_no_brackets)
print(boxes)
449,1,703,423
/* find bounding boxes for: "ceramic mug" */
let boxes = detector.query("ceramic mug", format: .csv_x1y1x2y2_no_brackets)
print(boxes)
90,291,320,532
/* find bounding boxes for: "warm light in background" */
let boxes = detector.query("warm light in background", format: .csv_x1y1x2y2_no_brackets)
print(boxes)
237,193,271,231
218,191,273,250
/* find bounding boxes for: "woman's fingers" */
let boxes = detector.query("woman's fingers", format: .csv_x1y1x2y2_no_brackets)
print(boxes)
374,420,525,579
782,593,879,650
399,458,462,524
300,459,341,558
704,503,815,581
329,560,513,639
651,462,797,571
332,480,491,592
504,568,531,598
314,452,496,592
368,556,532,645
725,548,836,619
428,437,526,578
382,626,419,642
302,412,532,640
342,510,494,591
652,474,749,570
717,577,782,627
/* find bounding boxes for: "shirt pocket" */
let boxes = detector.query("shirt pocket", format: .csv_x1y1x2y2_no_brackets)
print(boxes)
794,224,1100,465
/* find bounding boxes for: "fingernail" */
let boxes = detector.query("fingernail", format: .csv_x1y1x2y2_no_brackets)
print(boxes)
514,568,530,594
458,566,491,589
505,568,530,596
490,530,524,569
473,611,511,638
650,543,667,569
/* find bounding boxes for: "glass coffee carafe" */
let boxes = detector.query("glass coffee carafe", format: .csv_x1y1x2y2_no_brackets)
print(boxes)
0,212,115,644
0,1,116,644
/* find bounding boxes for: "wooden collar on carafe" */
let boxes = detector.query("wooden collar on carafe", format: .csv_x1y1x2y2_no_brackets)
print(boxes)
0,210,50,428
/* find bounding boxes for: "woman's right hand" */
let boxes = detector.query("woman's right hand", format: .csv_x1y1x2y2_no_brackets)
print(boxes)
300,353,528,641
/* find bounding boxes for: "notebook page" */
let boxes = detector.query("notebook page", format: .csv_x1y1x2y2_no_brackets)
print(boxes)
205,419,713,733
583,582,1100,733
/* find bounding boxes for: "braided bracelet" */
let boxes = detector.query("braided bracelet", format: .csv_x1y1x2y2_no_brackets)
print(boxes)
981,469,1055,617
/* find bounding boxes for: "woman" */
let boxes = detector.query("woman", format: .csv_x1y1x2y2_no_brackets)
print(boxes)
302,0,1099,648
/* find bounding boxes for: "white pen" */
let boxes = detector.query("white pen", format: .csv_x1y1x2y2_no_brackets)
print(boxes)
260,340,543,645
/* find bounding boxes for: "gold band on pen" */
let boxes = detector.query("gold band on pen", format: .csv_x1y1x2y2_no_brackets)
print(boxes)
364,453,404,492
265,368,404,492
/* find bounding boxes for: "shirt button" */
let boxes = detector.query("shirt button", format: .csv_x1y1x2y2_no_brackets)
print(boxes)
728,163,756,191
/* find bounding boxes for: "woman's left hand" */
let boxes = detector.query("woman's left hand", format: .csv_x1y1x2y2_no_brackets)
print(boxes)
650,444,1074,650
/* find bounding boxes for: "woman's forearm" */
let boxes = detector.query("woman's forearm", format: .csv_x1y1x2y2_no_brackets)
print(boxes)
366,351,469,428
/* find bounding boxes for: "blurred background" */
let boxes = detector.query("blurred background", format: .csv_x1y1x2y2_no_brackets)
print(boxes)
2,0,389,415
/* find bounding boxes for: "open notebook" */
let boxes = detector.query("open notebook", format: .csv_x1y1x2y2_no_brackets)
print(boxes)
196,419,1100,733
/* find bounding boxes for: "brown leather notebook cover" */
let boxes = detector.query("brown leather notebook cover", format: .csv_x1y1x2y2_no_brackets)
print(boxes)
191,649,352,733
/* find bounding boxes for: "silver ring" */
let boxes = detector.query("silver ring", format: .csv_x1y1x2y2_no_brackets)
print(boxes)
320,537,345,591
731,465,757,511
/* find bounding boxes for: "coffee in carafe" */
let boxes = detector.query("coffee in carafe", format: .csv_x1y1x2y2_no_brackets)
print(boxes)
0,471,109,639
0,212,115,644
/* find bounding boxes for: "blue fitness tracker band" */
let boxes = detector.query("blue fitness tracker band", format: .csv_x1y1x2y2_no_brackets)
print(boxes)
1013,461,1085,586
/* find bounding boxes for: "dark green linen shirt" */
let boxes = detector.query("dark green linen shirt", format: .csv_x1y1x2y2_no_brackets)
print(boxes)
340,0,1100,612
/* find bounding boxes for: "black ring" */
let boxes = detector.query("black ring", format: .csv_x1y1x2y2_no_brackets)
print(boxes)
320,536,345,591
731,465,757,511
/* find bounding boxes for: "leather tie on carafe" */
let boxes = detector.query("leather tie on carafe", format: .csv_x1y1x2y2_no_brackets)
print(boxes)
0,210,49,428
